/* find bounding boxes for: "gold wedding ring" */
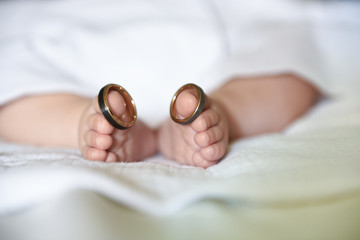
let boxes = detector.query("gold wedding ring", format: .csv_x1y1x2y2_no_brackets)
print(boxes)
98,83,137,130
170,83,205,125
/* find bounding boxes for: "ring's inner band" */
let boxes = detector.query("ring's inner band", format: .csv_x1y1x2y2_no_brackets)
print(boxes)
103,84,136,128
170,84,204,125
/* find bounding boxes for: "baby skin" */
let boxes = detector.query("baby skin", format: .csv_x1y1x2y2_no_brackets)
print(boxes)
157,90,229,168
78,92,157,163
79,87,229,168
0,73,320,168
78,73,320,168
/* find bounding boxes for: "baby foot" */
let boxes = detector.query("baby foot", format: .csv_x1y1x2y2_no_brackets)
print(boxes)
158,89,229,168
78,90,156,162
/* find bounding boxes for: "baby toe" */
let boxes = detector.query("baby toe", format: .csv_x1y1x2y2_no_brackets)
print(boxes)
88,113,114,134
105,152,118,162
82,146,108,161
200,141,227,161
174,89,199,119
95,88,130,122
194,125,224,147
191,109,220,132
192,152,218,168
108,89,135,123
85,130,113,150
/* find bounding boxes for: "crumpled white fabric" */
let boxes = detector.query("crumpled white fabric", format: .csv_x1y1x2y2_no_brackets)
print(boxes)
1,92,360,216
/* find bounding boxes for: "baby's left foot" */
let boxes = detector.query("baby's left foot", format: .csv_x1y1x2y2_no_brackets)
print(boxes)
158,89,229,168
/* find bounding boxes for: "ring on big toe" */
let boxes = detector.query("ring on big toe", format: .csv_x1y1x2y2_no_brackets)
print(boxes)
98,83,137,130
170,83,205,125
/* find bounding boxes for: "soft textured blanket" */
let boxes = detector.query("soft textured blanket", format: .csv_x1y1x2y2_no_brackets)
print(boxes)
1,92,359,216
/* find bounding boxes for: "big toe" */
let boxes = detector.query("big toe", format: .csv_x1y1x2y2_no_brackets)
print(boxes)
175,90,198,119
107,90,129,122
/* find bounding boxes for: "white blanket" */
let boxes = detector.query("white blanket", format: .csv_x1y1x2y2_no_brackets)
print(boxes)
1,92,359,216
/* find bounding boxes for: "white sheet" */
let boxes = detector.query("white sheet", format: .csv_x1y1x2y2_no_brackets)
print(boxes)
1,91,359,216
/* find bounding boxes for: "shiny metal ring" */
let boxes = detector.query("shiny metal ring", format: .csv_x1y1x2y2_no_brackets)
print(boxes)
170,83,205,125
98,83,137,130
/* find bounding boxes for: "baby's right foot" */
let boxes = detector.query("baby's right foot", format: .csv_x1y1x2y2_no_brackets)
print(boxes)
78,90,157,162
158,88,229,168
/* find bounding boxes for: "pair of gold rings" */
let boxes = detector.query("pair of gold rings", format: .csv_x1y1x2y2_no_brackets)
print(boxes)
98,83,205,130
